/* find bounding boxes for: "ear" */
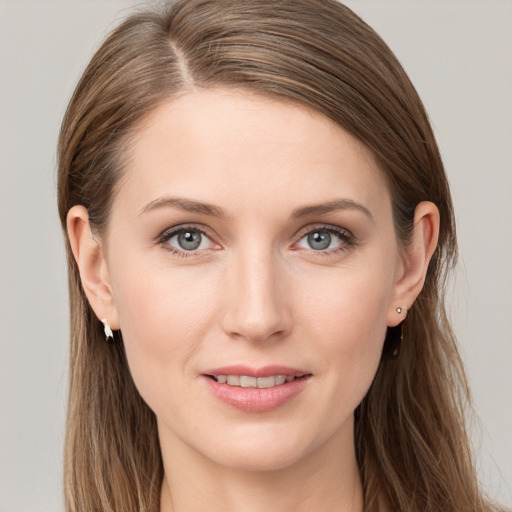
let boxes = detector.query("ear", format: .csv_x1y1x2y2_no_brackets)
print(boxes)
66,205,120,329
387,201,440,327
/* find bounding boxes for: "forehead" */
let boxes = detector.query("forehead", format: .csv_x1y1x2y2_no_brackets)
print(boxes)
116,88,391,219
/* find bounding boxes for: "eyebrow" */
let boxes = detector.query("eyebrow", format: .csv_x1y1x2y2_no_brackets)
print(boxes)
139,196,226,218
138,195,373,221
291,199,373,220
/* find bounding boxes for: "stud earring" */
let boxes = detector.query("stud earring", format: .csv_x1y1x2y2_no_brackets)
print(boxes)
396,306,409,315
101,318,114,340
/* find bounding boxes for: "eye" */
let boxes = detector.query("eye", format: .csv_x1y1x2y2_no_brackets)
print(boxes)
160,226,219,254
295,226,353,252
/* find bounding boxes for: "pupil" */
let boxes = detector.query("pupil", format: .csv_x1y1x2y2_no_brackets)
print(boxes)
178,230,201,250
308,231,331,250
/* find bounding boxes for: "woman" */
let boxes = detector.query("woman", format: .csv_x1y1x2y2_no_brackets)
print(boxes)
57,1,506,511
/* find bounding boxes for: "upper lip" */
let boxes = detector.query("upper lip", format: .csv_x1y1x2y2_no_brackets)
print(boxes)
202,365,310,378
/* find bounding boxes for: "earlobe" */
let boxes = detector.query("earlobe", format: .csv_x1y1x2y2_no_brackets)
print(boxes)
387,201,440,327
66,205,119,329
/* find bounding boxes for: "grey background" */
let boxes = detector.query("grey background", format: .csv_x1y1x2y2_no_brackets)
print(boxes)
0,1,511,510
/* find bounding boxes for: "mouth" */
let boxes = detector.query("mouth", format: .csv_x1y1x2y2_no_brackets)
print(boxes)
206,374,307,388
202,366,311,412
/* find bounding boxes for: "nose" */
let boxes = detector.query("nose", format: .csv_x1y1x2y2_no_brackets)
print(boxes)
220,244,292,343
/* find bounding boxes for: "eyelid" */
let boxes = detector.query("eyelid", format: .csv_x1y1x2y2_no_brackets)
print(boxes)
154,222,355,256
156,223,221,253
293,223,354,241
292,223,356,252
157,223,210,242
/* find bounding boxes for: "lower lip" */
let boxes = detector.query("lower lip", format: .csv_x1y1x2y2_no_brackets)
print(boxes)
203,376,310,412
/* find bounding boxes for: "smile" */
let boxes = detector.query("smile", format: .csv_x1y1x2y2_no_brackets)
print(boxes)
210,375,297,388
202,366,311,412
204,374,310,412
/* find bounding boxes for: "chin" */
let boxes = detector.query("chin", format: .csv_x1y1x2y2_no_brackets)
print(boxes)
193,418,349,473
209,444,311,473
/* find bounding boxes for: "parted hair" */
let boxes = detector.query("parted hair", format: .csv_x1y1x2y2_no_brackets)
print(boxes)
57,1,503,511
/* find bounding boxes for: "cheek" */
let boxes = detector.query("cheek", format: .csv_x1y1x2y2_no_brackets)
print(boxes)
107,255,220,403
311,286,388,372
299,258,393,344
298,262,393,402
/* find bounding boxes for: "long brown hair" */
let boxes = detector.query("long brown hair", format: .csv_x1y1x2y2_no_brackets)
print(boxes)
57,1,502,511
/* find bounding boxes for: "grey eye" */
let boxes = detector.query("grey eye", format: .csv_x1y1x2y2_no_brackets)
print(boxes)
163,226,219,254
177,230,202,250
307,230,332,250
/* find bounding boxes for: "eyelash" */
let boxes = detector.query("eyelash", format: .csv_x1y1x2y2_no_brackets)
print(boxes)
156,224,356,258
293,224,356,256
156,224,217,258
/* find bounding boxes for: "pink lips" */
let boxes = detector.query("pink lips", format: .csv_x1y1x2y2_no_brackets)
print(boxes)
202,365,311,413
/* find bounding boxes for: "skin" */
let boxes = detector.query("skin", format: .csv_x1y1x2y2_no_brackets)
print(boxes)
68,89,439,512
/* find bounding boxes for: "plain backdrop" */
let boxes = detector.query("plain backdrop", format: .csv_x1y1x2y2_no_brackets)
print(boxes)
0,1,511,511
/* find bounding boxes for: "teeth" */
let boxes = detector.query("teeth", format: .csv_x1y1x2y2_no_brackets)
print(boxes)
213,374,297,388
227,375,240,386
240,376,257,388
257,376,277,388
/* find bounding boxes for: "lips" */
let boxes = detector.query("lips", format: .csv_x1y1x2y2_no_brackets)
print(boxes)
202,365,311,412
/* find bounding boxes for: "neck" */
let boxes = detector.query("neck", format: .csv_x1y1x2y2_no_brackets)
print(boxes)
159,420,363,512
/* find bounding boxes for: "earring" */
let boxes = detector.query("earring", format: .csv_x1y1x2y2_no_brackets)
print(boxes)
101,318,114,340
396,306,409,315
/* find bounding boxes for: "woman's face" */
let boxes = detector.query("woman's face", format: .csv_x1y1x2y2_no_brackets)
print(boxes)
103,89,406,471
